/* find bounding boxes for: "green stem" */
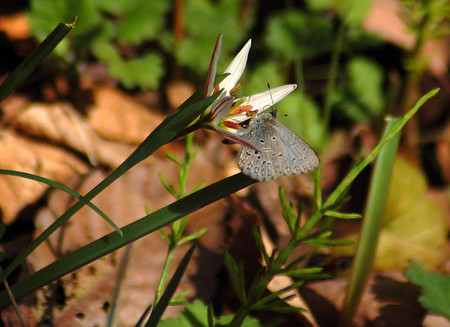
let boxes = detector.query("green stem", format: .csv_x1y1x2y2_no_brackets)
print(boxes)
154,245,176,305
229,306,249,327
339,118,401,326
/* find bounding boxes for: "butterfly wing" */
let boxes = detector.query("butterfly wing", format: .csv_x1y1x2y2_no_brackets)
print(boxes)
237,114,287,181
272,118,320,175
237,114,319,181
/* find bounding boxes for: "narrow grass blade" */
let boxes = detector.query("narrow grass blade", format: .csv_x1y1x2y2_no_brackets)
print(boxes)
0,169,121,236
145,245,196,327
0,21,75,102
0,173,255,308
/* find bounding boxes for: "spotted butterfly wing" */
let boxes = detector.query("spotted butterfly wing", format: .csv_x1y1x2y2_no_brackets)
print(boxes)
237,113,319,181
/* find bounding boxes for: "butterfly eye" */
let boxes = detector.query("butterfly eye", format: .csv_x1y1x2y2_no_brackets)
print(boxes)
239,119,251,128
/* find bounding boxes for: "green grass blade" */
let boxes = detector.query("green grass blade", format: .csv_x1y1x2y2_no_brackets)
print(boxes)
145,245,196,327
0,21,75,103
0,89,219,284
339,117,401,326
0,173,255,308
0,169,121,236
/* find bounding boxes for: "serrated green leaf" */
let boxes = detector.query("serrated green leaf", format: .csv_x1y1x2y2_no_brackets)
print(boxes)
117,0,170,44
405,262,450,319
29,0,101,37
110,53,164,89
94,40,163,89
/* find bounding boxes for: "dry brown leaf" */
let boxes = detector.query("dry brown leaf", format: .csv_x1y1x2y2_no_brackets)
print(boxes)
166,81,196,110
423,315,450,327
306,271,427,327
0,12,30,39
0,130,88,224
88,87,164,144
10,99,145,168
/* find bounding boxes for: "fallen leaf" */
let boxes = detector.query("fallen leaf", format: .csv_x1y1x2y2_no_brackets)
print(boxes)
0,130,88,224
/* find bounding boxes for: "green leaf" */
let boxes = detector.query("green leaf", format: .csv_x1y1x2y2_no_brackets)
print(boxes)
335,0,372,26
116,0,170,44
177,228,208,246
305,239,353,247
333,57,385,121
278,187,297,235
224,252,247,303
93,42,163,89
324,210,361,219
304,0,372,25
169,290,190,306
159,300,262,327
177,0,253,73
405,262,450,319
158,173,178,198
285,268,330,280
28,0,101,37
244,62,285,96
265,10,333,60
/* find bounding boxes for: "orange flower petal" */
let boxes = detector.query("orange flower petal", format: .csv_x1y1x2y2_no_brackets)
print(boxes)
223,121,241,129
229,105,253,115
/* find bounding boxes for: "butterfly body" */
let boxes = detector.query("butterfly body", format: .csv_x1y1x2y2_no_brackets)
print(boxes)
237,112,319,181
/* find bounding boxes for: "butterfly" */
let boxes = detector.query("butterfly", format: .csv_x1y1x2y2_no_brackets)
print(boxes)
236,112,319,181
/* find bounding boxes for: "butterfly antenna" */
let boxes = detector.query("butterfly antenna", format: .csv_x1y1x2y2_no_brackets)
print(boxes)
267,83,277,117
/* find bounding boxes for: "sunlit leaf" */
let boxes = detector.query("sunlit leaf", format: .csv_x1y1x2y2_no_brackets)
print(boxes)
405,262,450,319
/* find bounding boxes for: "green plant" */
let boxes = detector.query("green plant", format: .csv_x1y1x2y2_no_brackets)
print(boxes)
27,0,255,89
405,262,450,320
